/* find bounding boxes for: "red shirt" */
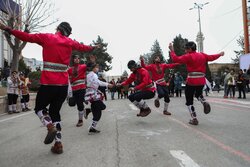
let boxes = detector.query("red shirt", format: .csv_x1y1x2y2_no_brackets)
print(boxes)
121,67,155,92
10,30,93,85
68,64,87,91
141,60,178,86
170,51,221,86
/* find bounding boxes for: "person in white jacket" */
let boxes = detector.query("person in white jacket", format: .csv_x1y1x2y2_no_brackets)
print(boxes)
7,71,20,114
85,63,113,134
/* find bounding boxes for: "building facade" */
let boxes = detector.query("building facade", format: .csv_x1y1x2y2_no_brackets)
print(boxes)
208,63,239,76
0,0,20,69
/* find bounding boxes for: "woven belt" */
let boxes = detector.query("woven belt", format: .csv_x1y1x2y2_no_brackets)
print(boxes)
188,72,205,78
145,83,154,89
155,78,165,84
43,62,68,72
72,79,86,86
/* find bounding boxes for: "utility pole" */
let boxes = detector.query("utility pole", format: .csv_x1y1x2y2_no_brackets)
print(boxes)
190,2,209,52
242,0,249,53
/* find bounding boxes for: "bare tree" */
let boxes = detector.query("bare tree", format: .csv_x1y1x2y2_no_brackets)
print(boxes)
232,36,244,66
0,0,58,71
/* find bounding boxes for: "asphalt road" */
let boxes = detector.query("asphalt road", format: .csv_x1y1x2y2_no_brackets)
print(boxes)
0,92,250,167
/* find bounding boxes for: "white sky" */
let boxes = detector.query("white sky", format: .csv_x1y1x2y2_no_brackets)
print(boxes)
22,0,243,76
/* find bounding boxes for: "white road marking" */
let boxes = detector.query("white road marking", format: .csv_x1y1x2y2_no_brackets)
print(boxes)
170,150,200,167
129,104,138,111
0,112,33,123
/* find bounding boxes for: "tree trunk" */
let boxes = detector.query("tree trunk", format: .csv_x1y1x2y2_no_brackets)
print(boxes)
11,49,20,72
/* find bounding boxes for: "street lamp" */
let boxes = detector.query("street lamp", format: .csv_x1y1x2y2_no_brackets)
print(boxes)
189,2,209,52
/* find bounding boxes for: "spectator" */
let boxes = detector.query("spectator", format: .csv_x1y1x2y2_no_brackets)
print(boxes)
237,69,246,99
109,78,116,100
213,74,221,93
226,69,236,98
223,68,230,98
174,72,184,97
7,71,20,114
243,69,249,93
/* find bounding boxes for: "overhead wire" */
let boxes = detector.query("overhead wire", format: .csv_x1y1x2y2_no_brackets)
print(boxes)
211,6,241,19
218,30,243,52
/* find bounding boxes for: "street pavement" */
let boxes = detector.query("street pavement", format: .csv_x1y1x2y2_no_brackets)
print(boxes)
0,91,250,167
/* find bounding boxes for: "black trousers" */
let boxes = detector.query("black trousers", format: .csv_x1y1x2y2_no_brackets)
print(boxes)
21,94,30,104
185,85,204,106
73,89,86,111
156,84,170,103
91,100,106,122
34,85,68,123
128,90,155,102
8,94,18,105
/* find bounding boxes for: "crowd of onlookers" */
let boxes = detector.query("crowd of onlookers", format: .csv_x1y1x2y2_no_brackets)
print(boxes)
0,70,31,114
220,68,250,99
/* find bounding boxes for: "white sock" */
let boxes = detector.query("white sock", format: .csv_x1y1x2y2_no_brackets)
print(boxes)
36,110,44,119
25,103,29,108
36,110,52,126
133,101,140,109
78,110,84,120
54,122,61,142
21,103,25,109
12,104,17,111
138,100,148,109
164,102,169,111
8,105,12,112
198,97,206,104
91,120,98,128
187,105,196,119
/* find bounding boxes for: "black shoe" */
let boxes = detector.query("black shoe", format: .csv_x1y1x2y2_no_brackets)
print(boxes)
8,111,13,114
189,118,199,125
25,107,31,111
88,127,100,135
76,120,83,127
140,107,151,117
84,108,92,119
13,110,20,113
154,99,160,108
163,110,171,115
203,102,211,114
137,108,144,117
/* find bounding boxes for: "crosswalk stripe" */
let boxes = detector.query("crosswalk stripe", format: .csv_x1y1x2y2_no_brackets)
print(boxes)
170,150,200,167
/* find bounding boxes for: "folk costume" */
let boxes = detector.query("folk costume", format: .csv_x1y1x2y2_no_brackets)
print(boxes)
68,55,87,127
3,22,94,154
19,73,31,112
170,41,223,125
121,60,155,117
141,56,178,115
85,63,109,134
7,71,20,114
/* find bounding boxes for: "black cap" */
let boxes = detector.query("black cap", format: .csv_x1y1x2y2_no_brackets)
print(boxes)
127,60,138,69
57,22,72,37
185,41,197,51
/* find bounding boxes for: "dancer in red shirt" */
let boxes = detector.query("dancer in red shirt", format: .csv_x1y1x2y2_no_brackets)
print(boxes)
119,60,155,117
169,41,224,125
140,54,179,115
68,55,88,127
0,22,98,154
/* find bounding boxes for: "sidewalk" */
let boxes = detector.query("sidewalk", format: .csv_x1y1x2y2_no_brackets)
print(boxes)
206,90,250,101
